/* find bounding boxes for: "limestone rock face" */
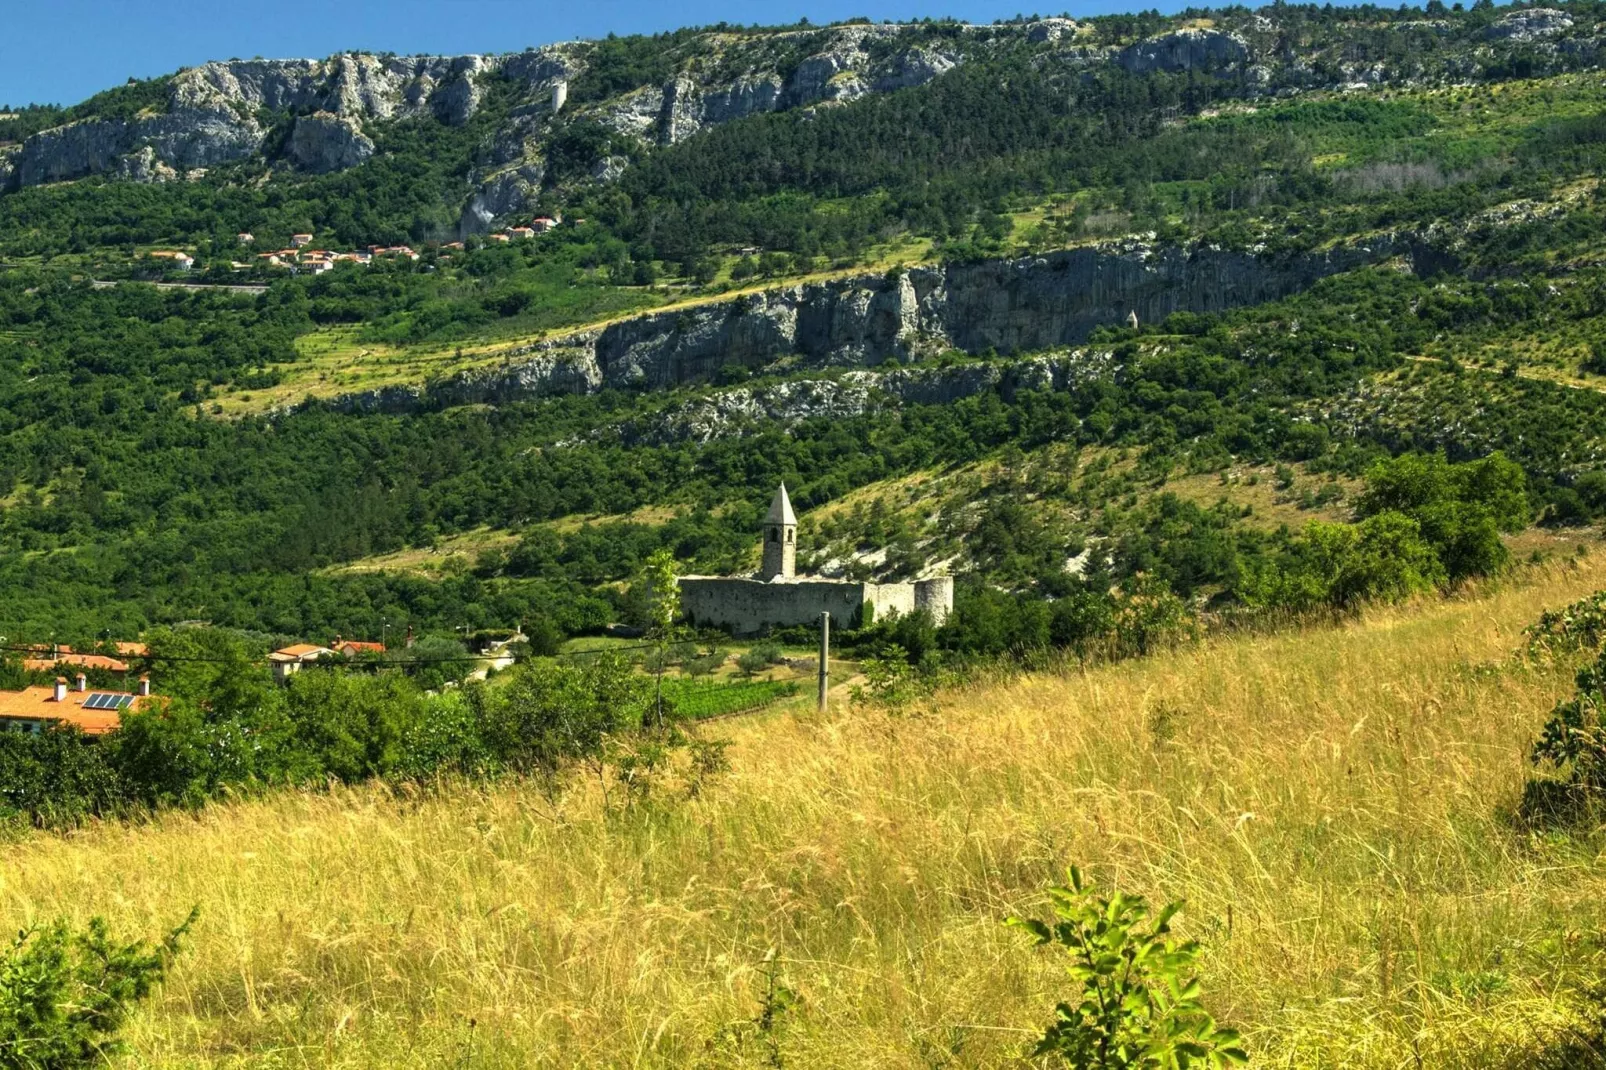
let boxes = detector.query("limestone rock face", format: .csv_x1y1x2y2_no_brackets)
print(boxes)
1117,29,1250,74
1486,8,1574,40
786,47,868,106
13,119,140,186
114,145,178,182
872,48,959,92
7,53,501,190
699,75,785,125
460,163,546,235
323,236,1419,416
1027,18,1079,43
590,155,629,183
285,113,375,173
598,85,666,140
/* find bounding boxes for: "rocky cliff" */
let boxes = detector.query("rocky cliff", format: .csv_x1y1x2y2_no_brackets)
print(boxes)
324,234,1424,417
8,7,1597,227
4,52,507,187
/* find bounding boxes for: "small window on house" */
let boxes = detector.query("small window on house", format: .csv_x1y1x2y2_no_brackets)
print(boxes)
786,529,793,543
770,528,779,542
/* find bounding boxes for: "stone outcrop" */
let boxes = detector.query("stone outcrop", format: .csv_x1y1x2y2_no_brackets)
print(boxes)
1485,8,1574,41
600,352,1117,446
460,163,546,235
1116,29,1250,74
285,113,374,173
5,52,499,190
323,235,1421,416
1027,18,1079,43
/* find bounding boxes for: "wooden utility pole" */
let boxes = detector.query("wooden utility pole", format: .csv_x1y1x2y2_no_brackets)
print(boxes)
817,611,830,713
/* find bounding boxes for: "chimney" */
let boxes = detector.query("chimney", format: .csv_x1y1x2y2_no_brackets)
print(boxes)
53,677,66,703
138,676,150,697
76,673,87,693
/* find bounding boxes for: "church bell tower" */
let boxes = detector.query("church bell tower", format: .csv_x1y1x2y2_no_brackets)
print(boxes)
761,483,797,580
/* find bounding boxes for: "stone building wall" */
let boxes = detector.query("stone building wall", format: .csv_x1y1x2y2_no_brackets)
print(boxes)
679,574,953,635
680,577,869,635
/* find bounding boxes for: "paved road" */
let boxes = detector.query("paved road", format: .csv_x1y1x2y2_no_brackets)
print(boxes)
90,279,269,295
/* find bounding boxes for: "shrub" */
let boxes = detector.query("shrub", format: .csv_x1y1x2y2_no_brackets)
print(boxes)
1008,867,1247,1069
736,642,784,677
1524,590,1606,661
849,645,936,716
0,909,196,1069
1532,650,1606,790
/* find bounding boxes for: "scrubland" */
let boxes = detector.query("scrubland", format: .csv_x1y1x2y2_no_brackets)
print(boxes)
7,559,1606,1067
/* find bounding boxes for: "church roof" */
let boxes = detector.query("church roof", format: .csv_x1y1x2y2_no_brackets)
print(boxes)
766,484,797,526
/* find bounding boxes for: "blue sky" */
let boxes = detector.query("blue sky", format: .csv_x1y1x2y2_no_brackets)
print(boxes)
0,0,1192,108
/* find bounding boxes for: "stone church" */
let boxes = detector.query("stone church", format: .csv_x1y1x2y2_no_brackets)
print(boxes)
678,485,953,636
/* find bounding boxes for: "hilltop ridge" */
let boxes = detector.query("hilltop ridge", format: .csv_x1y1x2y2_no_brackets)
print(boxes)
4,6,1604,237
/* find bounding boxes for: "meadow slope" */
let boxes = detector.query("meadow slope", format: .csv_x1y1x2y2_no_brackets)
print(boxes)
6,559,1606,1067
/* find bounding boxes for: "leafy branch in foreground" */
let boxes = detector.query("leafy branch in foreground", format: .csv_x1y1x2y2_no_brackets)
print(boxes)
1008,867,1246,1069
0,907,197,1069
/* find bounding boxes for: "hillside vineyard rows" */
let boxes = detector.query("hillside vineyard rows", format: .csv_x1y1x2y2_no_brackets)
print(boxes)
6,2,1606,1066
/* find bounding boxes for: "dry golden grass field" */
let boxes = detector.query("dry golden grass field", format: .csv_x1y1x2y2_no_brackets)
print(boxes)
7,558,1606,1067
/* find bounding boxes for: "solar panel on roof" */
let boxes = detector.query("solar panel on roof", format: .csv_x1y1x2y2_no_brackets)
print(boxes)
82,693,130,710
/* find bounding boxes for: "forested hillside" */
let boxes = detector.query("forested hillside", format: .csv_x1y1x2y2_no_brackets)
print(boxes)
2,3,1606,651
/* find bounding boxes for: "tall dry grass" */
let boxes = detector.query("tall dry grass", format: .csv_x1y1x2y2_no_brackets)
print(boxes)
5,560,1606,1068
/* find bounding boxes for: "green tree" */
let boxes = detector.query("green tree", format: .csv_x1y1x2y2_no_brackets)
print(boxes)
641,548,683,731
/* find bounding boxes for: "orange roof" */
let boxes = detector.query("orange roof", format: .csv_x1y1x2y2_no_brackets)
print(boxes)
333,640,385,655
22,646,130,673
269,644,331,661
0,686,146,736
116,642,149,657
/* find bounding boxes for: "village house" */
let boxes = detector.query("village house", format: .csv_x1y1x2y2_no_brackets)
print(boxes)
487,232,511,243
506,226,535,240
148,250,194,270
0,674,153,736
237,232,254,244
331,638,386,658
269,638,386,681
291,233,314,247
531,216,558,233
268,643,333,683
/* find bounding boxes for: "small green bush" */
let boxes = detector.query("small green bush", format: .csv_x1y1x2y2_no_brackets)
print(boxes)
1523,590,1606,662
1532,651,1606,790
1009,867,1246,1069
0,908,196,1069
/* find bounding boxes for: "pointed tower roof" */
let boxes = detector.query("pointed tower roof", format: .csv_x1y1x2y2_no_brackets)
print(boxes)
766,483,797,526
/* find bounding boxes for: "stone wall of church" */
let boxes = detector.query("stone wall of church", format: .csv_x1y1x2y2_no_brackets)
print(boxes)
679,573,953,635
680,577,869,636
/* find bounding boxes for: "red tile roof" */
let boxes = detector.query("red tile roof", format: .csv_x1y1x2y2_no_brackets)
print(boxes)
268,644,332,662
332,641,385,656
0,686,147,736
22,646,130,673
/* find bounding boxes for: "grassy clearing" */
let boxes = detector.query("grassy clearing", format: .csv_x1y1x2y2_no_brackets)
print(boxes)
5,563,1606,1066
322,526,522,577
